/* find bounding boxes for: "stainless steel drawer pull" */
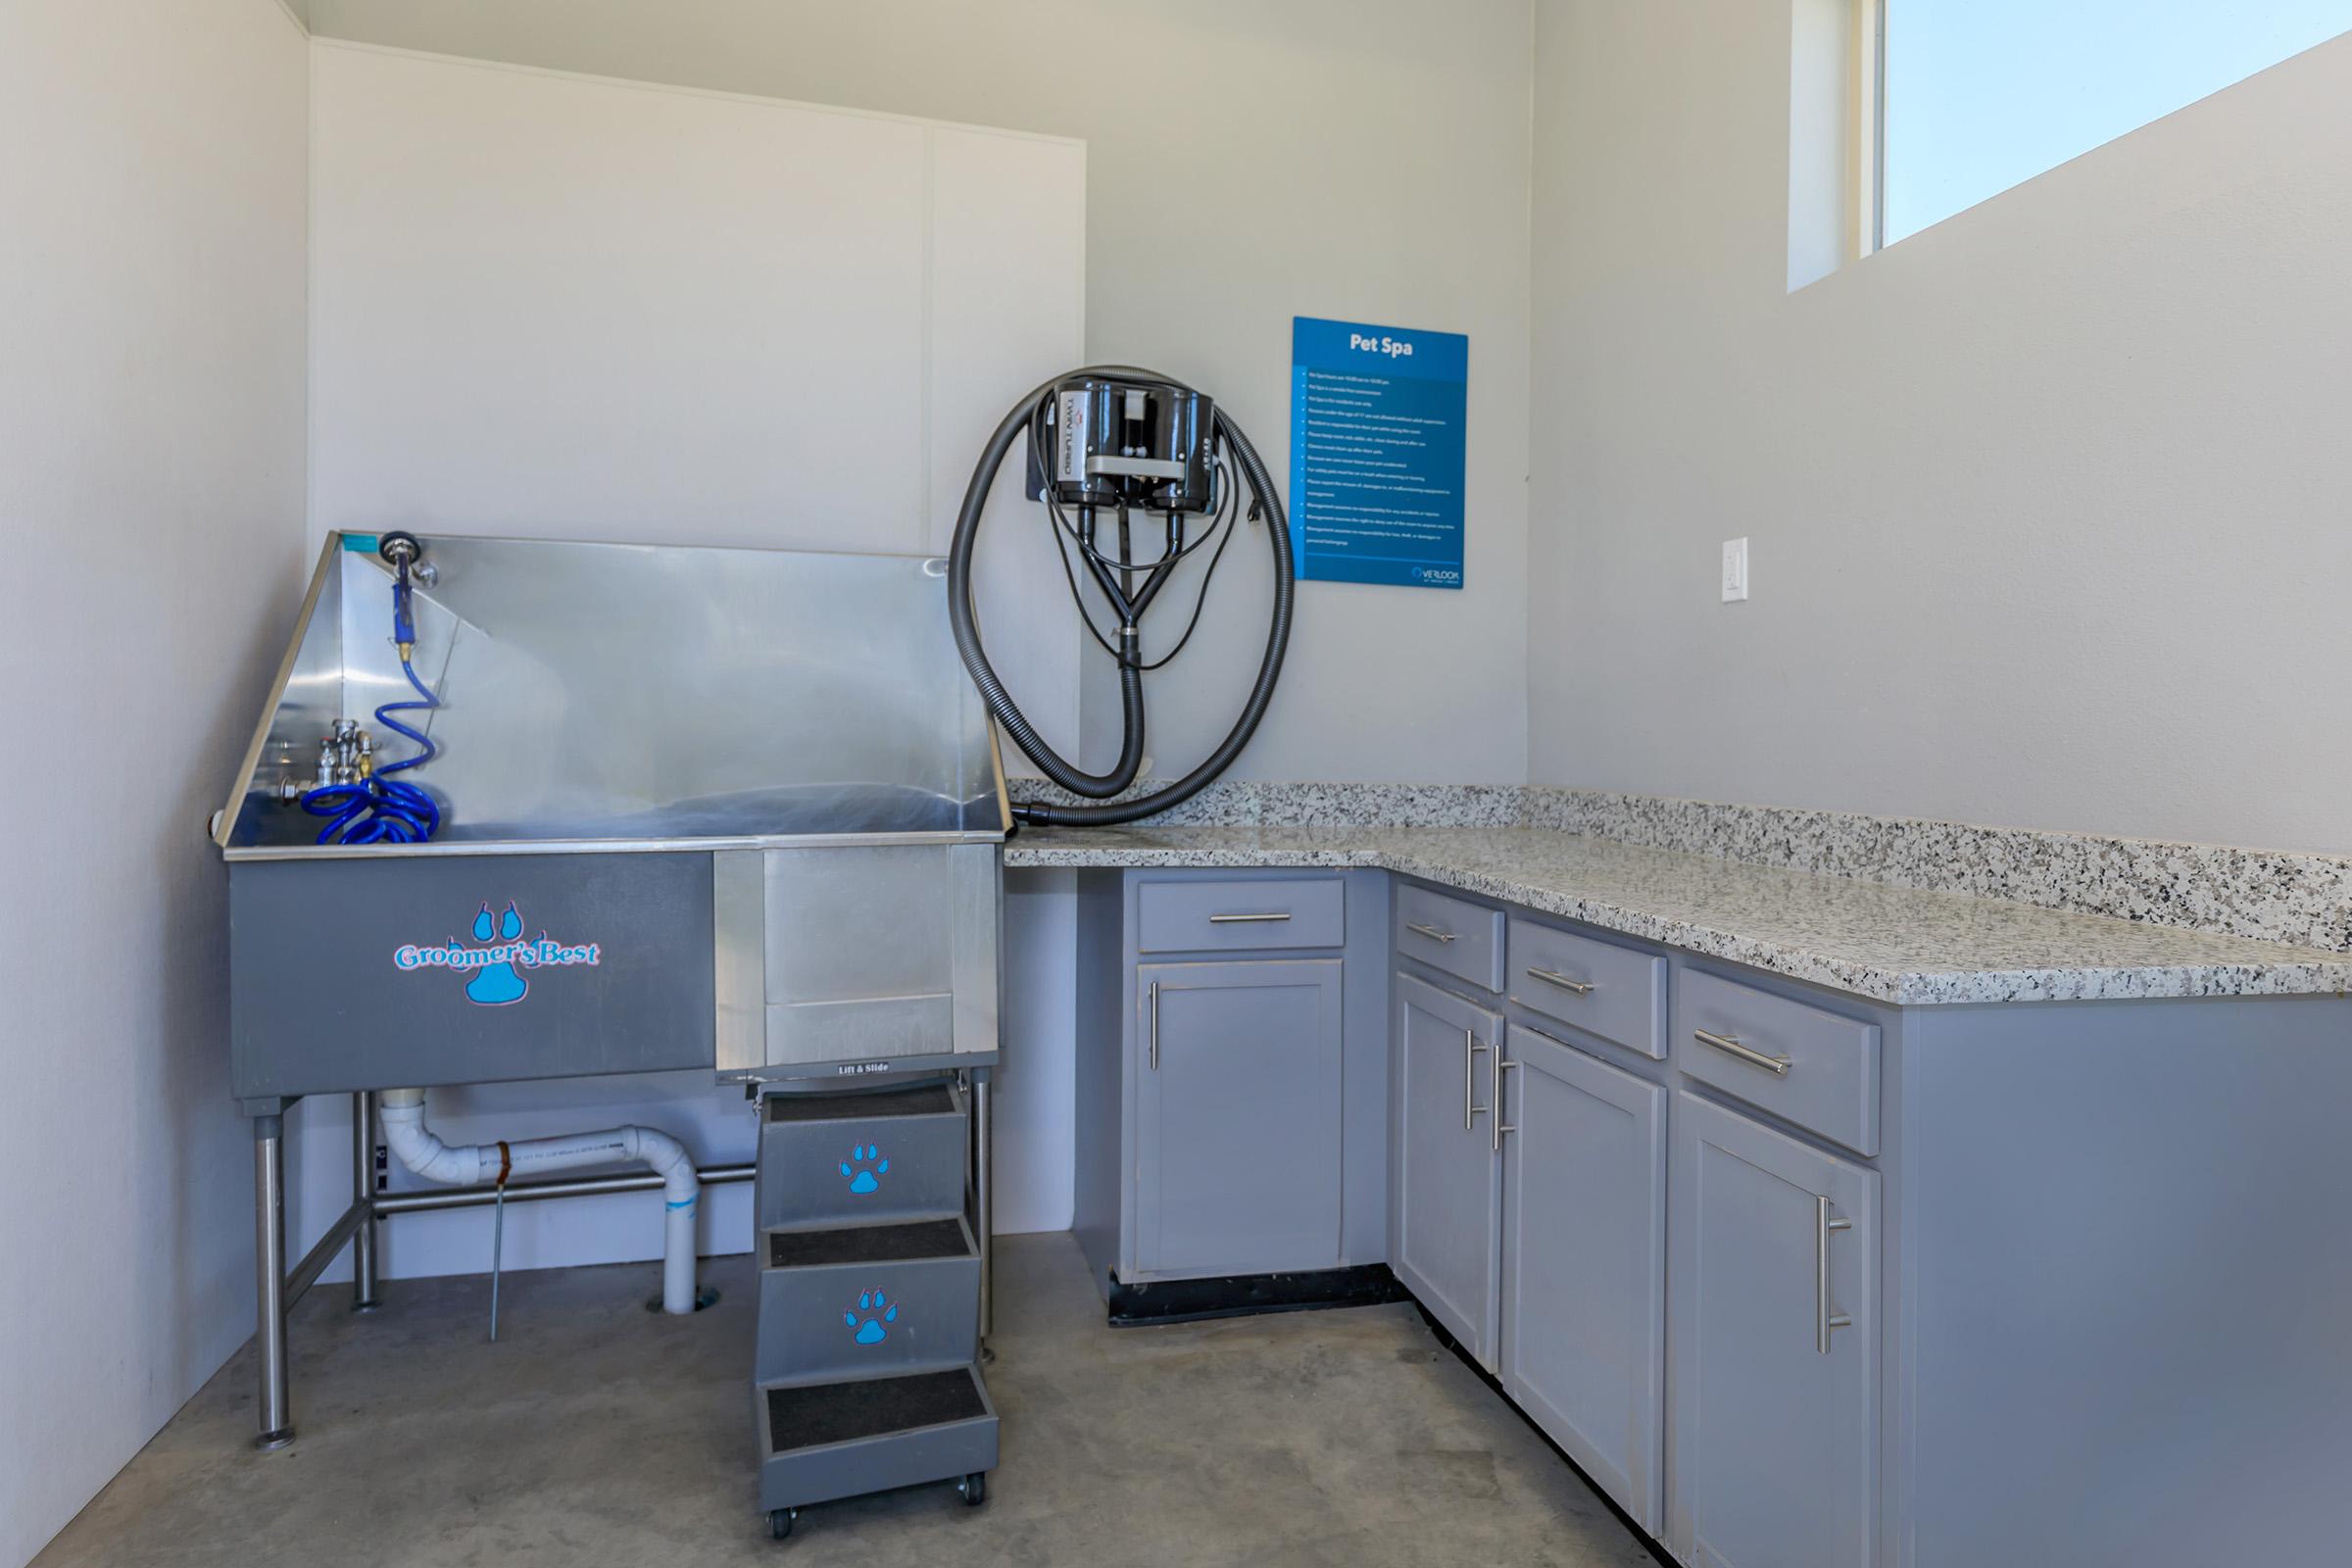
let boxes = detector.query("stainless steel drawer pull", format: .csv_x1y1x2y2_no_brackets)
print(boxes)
1693,1028,1791,1076
1816,1195,1853,1353
1407,922,1458,945
1492,1054,1521,1152
1148,980,1160,1072
1524,966,1594,997
1207,910,1292,923
1463,1027,1490,1131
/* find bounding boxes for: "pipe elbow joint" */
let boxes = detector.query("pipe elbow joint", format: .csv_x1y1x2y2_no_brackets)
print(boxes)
378,1092,482,1186
629,1125,699,1208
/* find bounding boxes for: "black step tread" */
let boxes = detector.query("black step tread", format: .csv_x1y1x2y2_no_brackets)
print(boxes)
766,1367,989,1454
767,1216,969,1269
764,1085,958,1124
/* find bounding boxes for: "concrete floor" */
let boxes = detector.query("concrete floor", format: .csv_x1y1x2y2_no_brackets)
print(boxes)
34,1233,1657,1568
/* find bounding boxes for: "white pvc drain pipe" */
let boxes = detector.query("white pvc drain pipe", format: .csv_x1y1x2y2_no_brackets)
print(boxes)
376,1088,701,1313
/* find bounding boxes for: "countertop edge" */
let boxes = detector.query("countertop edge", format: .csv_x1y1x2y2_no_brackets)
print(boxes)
1003,836,2352,1006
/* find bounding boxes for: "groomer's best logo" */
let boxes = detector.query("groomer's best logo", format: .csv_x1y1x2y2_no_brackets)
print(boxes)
394,902,603,1006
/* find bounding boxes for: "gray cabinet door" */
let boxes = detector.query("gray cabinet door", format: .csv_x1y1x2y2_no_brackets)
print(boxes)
1501,1025,1667,1534
1393,972,1503,1368
1134,958,1344,1278
1669,1092,1879,1568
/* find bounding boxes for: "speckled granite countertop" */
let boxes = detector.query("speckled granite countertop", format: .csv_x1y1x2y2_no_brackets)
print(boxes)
1004,825,2352,1005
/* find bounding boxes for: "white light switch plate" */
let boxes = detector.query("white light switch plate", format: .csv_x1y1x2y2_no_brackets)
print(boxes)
1721,537,1749,602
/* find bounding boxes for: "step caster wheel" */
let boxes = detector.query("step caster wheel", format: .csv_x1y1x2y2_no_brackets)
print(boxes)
768,1507,797,1541
958,1472,987,1507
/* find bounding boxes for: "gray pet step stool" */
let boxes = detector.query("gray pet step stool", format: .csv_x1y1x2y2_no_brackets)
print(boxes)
751,1079,996,1542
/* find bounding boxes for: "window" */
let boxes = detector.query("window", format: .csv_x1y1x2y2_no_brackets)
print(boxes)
1881,2,2352,245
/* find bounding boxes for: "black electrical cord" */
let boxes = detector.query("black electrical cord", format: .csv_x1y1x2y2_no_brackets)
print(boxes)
1138,479,1241,672
948,365,1295,827
1044,456,1238,668
1045,495,1124,662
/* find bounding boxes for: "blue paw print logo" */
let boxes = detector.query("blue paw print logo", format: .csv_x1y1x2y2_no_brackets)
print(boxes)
394,902,601,1000
840,1145,889,1195
466,904,528,1005
846,1290,899,1345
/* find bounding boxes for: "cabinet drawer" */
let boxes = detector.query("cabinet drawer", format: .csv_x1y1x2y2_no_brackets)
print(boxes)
1136,876,1346,953
1679,970,1881,1156
1395,884,1504,993
1506,918,1666,1058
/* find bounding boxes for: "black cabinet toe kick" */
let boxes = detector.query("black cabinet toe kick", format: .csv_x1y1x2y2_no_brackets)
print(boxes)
1104,1263,1410,1326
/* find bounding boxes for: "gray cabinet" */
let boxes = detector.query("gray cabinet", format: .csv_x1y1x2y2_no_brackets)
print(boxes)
1500,1024,1667,1534
1133,959,1344,1277
1506,916,1667,1058
1393,971,1503,1368
1136,877,1348,953
1669,1090,1878,1568
1680,968,1881,1156
1075,869,1389,1299
1396,882,1505,992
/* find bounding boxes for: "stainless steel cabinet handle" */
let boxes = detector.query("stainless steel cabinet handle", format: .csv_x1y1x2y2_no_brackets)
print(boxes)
1524,966,1594,997
1492,1054,1521,1152
1462,1027,1490,1131
1693,1028,1791,1076
1816,1194,1853,1353
1208,911,1292,923
1148,980,1159,1071
1407,922,1458,945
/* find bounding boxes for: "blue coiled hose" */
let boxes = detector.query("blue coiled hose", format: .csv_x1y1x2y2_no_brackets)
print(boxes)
302,563,444,844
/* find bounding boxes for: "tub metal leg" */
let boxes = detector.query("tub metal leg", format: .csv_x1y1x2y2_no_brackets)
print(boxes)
253,1114,294,1450
350,1091,380,1312
974,1070,994,1345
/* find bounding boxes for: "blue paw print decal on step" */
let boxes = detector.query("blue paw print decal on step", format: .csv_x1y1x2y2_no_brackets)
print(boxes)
466,904,528,1005
846,1290,899,1345
840,1145,889,1195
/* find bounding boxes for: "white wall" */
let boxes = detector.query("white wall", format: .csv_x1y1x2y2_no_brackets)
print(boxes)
291,2,1540,1281
305,0,1537,787
28,5,2347,1558
0,4,310,1565
295,41,1086,1276
1529,6,2352,853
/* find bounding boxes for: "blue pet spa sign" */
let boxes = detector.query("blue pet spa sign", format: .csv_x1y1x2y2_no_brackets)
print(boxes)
1288,316,1469,589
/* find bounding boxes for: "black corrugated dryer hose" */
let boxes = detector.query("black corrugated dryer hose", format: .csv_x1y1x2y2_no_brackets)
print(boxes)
947,365,1294,828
